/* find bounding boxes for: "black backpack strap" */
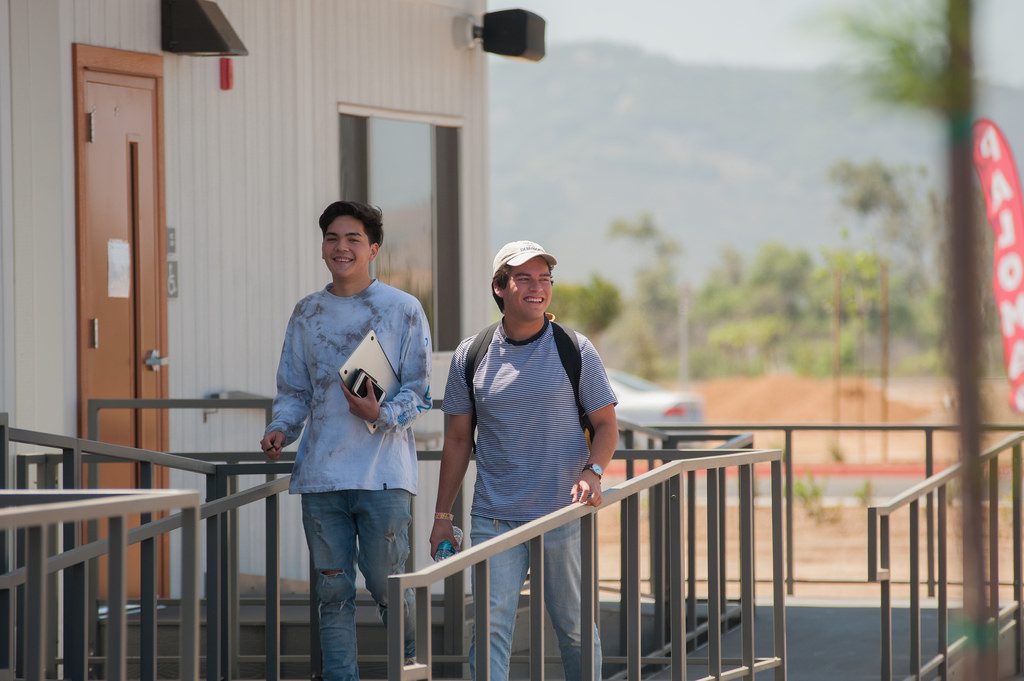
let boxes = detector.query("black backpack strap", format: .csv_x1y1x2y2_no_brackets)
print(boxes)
464,321,501,439
551,322,595,442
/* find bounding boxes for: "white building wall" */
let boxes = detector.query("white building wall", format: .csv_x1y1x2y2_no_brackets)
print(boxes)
5,0,491,586
0,0,14,421
6,0,77,433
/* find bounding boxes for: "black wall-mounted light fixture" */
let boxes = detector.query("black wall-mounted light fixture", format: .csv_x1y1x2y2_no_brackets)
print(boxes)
161,0,248,56
454,9,545,62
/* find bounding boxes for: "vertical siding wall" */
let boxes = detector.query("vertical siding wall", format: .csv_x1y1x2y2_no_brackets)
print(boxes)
0,0,14,418
6,0,77,432
8,0,490,584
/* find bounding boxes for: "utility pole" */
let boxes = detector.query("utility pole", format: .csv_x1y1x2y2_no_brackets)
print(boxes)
880,261,889,462
946,0,995,676
832,269,842,426
678,283,690,389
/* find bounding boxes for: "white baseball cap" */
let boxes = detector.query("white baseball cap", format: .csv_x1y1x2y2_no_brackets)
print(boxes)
492,240,558,277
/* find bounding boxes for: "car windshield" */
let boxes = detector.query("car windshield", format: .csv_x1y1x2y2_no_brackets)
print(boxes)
607,370,663,392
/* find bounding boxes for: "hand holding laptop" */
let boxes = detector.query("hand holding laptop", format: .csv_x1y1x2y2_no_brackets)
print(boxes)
338,329,401,433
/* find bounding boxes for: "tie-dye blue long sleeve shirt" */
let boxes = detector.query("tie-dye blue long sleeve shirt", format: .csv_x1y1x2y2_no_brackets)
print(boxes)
266,281,432,495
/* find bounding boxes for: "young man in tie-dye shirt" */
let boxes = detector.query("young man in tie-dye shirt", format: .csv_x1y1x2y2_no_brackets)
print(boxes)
260,201,431,680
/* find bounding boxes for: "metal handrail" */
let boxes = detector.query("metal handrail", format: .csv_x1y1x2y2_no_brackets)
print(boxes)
388,447,788,681
8,427,217,474
0,477,290,590
867,432,1024,681
0,489,201,681
85,396,273,442
627,421,1024,598
632,422,1024,431
0,414,291,681
871,431,1024,514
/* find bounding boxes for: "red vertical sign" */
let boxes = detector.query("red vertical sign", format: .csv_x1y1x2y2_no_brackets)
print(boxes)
973,119,1024,412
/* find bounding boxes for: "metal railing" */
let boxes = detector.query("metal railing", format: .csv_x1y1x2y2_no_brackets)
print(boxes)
3,403,784,680
630,421,1024,596
388,446,788,681
867,431,1024,681
85,396,273,443
0,488,201,681
0,412,291,681
75,399,766,679
610,428,758,662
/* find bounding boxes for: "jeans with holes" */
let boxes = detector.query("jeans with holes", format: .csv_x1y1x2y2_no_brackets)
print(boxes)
301,489,415,681
468,515,602,681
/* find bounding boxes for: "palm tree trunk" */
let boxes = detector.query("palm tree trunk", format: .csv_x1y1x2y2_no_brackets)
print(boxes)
946,0,997,677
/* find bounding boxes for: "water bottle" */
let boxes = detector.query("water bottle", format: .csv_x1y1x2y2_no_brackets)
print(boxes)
434,525,463,562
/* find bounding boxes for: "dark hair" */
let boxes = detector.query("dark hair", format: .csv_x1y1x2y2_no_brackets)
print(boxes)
318,201,384,246
491,265,512,312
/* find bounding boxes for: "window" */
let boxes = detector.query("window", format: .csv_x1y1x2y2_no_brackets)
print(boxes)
340,112,461,350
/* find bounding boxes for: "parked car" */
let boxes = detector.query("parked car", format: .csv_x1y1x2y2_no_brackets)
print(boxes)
606,369,705,425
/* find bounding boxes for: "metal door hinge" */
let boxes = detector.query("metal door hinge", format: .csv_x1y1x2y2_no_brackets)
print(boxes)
144,349,170,372
86,110,95,143
89,318,99,348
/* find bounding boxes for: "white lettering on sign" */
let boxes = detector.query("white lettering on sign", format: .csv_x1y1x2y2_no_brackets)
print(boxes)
998,209,1017,249
979,126,1003,161
973,119,1024,412
1011,340,1024,380
1001,293,1024,336
991,170,1014,211
998,252,1024,292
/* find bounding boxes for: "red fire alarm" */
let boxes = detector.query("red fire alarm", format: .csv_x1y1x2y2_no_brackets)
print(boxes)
219,57,233,91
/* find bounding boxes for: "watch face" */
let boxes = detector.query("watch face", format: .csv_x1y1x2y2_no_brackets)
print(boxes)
590,463,604,477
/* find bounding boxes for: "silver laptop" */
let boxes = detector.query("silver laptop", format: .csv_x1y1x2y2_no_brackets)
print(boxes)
338,329,401,433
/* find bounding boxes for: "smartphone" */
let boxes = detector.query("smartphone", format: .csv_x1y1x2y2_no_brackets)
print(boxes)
352,370,386,404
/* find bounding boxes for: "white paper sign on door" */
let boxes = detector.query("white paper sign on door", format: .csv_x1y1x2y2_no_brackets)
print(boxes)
107,239,131,298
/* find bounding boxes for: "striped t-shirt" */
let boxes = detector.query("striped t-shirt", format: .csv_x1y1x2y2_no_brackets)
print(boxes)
442,320,617,521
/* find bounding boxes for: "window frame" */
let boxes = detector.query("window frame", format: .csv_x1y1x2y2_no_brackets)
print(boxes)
338,105,463,351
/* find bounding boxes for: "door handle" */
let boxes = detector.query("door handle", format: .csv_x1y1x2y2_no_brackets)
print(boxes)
144,349,170,372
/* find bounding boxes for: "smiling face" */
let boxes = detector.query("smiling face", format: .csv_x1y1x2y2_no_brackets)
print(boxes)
495,256,553,329
322,215,379,292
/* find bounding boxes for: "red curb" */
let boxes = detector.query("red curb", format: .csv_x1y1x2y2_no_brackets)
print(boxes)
606,460,945,478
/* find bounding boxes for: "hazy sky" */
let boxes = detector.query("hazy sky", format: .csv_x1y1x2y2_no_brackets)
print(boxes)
488,0,1024,87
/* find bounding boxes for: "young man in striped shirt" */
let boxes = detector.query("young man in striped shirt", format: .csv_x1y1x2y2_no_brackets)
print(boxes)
430,241,618,681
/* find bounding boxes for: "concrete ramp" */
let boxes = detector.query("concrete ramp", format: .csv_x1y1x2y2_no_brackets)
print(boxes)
646,601,1005,681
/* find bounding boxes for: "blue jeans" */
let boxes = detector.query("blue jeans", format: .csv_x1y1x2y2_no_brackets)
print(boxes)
468,515,602,681
301,490,415,681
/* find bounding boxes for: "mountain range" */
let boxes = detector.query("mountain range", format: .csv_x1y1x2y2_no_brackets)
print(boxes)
488,42,1024,288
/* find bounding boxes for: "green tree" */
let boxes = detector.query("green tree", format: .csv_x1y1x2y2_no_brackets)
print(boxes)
608,213,683,380
690,243,818,376
828,159,940,293
550,274,623,343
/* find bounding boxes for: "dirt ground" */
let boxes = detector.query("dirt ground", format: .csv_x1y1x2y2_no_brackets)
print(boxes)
594,493,1018,603
601,374,1023,602
690,374,1024,467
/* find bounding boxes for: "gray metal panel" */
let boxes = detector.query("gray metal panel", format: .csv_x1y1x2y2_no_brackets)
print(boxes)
180,506,200,681
434,125,461,351
107,516,127,681
24,525,45,681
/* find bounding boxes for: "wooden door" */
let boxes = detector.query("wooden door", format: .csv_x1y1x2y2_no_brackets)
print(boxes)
74,45,168,596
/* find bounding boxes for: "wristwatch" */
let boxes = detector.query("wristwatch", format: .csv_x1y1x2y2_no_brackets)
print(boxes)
583,463,604,479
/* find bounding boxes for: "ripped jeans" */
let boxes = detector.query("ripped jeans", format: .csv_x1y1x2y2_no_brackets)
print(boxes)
301,489,415,681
